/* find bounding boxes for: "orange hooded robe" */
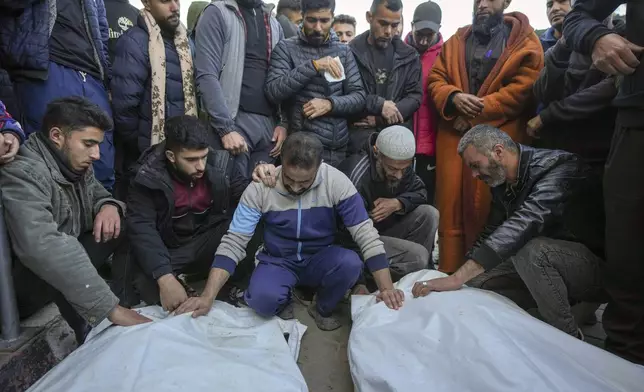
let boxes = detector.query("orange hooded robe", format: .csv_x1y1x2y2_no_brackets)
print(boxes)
428,12,544,272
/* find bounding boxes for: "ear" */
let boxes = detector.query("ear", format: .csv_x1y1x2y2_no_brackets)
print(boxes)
366,11,373,25
504,0,512,10
492,144,505,159
373,145,379,155
49,127,65,149
142,0,151,11
165,150,176,163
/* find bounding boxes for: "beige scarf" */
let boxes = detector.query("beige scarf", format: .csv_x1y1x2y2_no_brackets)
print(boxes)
142,9,198,145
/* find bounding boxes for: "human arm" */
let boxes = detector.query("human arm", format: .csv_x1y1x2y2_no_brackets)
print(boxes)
110,33,149,143
563,0,625,55
0,101,24,163
264,41,320,104
395,173,428,214
326,49,366,117
412,259,485,297
540,76,618,125
427,38,465,121
394,56,423,121
533,39,572,105
0,100,25,143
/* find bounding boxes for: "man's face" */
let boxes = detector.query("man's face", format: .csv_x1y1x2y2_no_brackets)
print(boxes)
50,127,103,172
303,9,334,45
166,147,208,180
281,163,318,196
284,9,303,25
333,23,356,43
474,0,508,23
367,4,402,49
375,151,413,191
412,26,437,53
547,0,572,31
462,145,507,187
145,0,181,33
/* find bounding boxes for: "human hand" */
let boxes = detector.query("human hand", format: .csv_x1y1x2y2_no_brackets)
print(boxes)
0,133,19,164
592,33,643,75
353,116,377,128
453,93,484,118
411,275,463,298
270,126,287,158
107,305,152,326
381,101,404,125
376,288,405,310
221,131,248,155
313,56,343,79
158,274,189,312
370,198,403,223
527,115,543,139
303,98,332,119
252,163,278,187
175,295,215,318
453,116,472,134
93,204,121,243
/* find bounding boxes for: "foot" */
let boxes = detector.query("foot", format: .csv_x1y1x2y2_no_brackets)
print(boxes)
307,304,342,331
279,301,295,320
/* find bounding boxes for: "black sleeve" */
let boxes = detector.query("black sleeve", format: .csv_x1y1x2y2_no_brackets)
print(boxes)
328,49,367,116
540,76,618,125
265,41,319,104
563,0,625,55
396,173,428,214
395,56,423,121
533,40,572,105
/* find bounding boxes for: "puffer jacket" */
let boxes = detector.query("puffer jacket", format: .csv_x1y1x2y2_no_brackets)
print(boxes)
111,14,190,153
0,0,111,82
467,145,605,271
265,29,365,150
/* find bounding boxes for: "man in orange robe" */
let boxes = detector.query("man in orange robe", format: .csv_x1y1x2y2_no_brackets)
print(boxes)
428,0,543,272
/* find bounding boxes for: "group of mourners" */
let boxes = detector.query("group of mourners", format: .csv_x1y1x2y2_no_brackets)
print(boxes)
0,0,643,367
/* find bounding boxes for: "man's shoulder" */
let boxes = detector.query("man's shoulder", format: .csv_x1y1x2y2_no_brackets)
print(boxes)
337,154,372,185
0,149,51,187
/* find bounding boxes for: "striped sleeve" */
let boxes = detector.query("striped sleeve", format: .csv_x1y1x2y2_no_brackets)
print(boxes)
212,183,263,274
330,168,388,272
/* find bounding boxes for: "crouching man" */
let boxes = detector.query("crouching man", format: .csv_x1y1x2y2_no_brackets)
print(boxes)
413,125,605,339
0,97,150,344
338,126,438,291
177,133,403,331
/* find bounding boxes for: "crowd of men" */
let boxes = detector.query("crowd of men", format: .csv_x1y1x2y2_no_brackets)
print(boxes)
0,0,643,369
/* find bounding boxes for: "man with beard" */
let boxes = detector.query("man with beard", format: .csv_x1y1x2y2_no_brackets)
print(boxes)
428,0,543,273
112,0,197,198
338,126,438,293
332,14,357,44
193,0,286,180
405,1,444,204
175,132,403,331
126,115,254,313
412,125,606,339
265,0,366,167
0,97,151,344
348,0,422,155
540,0,572,52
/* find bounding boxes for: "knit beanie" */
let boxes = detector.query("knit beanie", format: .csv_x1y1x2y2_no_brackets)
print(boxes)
375,126,416,160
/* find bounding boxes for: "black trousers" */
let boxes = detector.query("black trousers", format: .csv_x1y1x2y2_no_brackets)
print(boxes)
602,119,644,365
415,154,436,205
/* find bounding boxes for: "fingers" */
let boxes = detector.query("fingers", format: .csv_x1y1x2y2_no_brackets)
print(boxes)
329,60,342,78
621,44,642,70
93,219,103,243
175,299,194,315
113,217,121,239
596,59,619,76
193,306,210,318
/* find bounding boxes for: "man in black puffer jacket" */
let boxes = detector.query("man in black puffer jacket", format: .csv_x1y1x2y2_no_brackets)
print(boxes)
265,0,365,167
413,125,606,340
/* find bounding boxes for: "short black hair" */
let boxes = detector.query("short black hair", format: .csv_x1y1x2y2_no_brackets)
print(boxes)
301,0,335,14
370,0,403,14
333,14,357,27
164,115,210,152
281,132,323,170
41,96,113,134
277,0,301,14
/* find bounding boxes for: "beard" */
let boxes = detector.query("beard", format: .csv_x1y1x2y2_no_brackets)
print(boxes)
473,10,504,38
285,185,308,196
376,160,401,192
478,158,507,188
159,14,180,34
305,30,327,46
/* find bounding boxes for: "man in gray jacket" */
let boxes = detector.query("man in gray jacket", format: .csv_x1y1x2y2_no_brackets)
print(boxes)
0,97,150,344
194,0,286,180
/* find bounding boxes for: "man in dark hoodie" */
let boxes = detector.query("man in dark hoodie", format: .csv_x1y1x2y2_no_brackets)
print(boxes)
564,0,644,365
539,0,572,52
348,0,422,155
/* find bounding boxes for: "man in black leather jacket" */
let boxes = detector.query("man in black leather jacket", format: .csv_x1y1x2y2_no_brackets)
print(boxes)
412,125,606,339
264,0,366,167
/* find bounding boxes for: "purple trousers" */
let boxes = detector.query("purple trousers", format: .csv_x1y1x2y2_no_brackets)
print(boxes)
245,246,362,317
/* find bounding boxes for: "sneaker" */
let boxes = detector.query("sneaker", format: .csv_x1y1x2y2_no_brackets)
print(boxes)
278,301,295,320
176,274,199,298
227,287,248,308
307,304,342,331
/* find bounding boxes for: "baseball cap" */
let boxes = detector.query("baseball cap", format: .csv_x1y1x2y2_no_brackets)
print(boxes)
412,1,442,33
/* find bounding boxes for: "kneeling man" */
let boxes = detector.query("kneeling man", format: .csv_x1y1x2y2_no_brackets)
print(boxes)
177,132,403,330
413,125,605,339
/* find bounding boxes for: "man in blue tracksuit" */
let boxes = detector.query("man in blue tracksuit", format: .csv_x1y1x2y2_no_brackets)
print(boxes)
0,0,115,191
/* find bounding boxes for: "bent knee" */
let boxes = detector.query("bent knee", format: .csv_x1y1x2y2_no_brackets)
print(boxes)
245,285,288,317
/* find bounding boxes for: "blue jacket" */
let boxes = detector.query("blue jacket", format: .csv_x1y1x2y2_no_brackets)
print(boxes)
540,27,559,52
0,0,111,82
111,14,190,153
0,100,26,143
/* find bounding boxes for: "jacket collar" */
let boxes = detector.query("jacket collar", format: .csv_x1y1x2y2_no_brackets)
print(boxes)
508,144,533,194
22,134,93,186
540,27,559,45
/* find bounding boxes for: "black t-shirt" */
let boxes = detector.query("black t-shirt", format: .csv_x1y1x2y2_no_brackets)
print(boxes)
368,43,395,98
239,5,273,117
49,0,102,79
105,0,140,63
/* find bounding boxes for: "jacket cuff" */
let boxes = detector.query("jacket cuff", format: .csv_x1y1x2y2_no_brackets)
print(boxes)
539,107,554,126
469,243,503,271
365,253,389,273
581,25,614,55
152,264,174,281
83,292,120,327
1,128,25,143
212,255,237,275
216,125,236,138
396,197,411,214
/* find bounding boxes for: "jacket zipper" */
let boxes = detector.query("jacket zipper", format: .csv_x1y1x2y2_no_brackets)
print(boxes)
296,198,303,261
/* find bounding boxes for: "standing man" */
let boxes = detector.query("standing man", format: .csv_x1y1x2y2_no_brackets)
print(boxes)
333,14,357,44
428,0,543,273
194,0,286,180
348,0,422,155
405,1,443,203
564,0,644,365
540,0,572,52
276,0,302,38
265,0,366,167
105,0,140,61
0,0,116,191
